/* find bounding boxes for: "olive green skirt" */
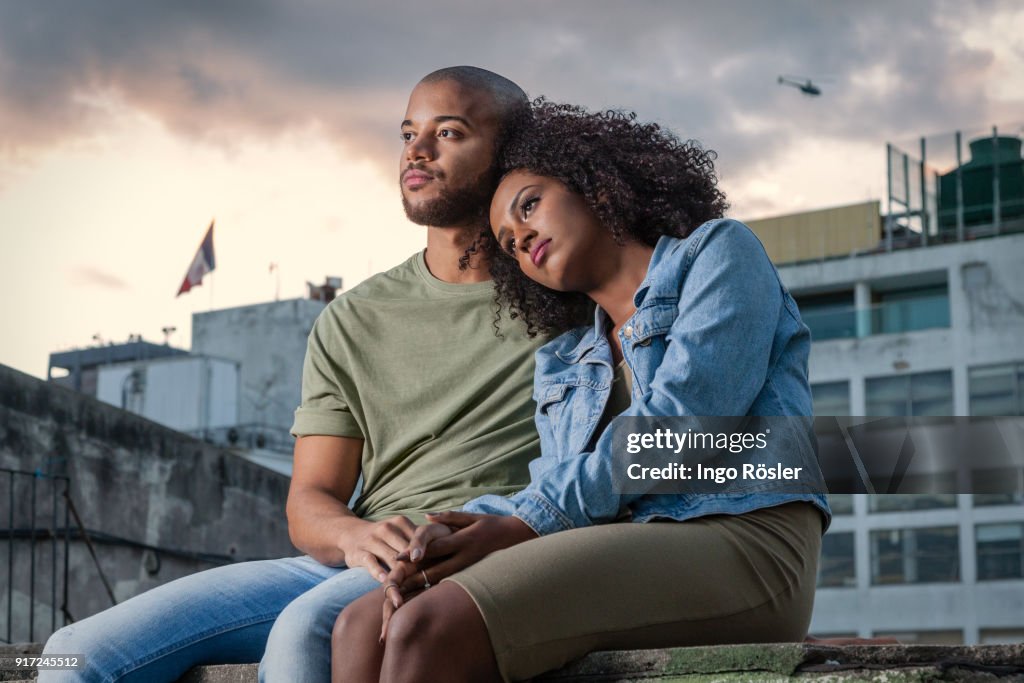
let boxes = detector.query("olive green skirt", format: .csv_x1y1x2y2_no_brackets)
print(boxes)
445,502,824,682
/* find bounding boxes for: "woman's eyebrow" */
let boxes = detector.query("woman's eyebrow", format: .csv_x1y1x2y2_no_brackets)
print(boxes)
508,184,540,216
400,115,472,129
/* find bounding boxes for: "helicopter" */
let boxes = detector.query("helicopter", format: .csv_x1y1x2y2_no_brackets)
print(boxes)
777,75,823,96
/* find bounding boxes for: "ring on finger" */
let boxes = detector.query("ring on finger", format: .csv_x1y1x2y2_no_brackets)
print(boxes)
383,582,400,600
421,569,431,589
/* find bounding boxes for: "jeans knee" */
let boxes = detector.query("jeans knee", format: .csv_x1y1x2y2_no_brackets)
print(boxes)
260,600,331,682
38,625,93,682
43,624,77,653
265,600,319,652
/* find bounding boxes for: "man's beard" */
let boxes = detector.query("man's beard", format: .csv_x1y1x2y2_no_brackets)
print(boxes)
402,169,495,227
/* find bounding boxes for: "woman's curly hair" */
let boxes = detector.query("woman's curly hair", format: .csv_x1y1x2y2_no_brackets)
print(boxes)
476,98,729,338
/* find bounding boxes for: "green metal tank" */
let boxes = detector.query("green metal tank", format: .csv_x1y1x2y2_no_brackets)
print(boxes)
938,135,1024,231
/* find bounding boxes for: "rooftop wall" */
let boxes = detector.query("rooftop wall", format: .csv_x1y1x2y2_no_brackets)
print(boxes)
0,363,295,643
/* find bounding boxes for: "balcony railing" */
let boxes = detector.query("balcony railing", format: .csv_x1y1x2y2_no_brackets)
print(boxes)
801,295,950,342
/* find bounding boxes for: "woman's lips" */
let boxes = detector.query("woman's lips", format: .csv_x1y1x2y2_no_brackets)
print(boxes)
530,238,552,266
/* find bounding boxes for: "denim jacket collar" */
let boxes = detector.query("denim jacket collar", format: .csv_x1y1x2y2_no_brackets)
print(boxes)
555,234,679,366
632,234,679,308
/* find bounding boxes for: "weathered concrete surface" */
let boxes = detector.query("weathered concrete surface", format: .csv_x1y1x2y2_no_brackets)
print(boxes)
4,642,1023,682
0,364,296,644
535,643,1024,681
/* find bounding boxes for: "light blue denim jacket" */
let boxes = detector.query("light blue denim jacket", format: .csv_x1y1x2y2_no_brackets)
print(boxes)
464,219,832,535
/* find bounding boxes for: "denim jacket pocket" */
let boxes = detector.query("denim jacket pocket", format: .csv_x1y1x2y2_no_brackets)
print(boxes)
632,303,678,343
537,381,602,457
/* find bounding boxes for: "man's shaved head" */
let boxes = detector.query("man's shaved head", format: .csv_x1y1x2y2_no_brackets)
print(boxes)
419,66,529,138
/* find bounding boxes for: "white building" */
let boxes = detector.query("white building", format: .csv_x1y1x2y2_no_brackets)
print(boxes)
748,156,1024,644
49,282,338,475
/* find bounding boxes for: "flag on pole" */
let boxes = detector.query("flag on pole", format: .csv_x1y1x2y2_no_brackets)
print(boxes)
177,221,216,297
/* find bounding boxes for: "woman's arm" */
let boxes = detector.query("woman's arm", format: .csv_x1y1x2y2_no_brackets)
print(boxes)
481,220,788,535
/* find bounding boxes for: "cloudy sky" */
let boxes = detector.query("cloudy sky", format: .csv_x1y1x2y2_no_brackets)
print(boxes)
2,0,1022,379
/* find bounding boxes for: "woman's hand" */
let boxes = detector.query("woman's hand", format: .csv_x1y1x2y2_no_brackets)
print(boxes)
379,513,538,640
399,512,537,589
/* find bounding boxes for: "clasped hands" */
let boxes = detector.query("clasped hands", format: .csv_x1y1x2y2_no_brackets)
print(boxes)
378,512,537,641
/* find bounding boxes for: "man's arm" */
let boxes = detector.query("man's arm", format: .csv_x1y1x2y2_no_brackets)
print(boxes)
286,435,417,577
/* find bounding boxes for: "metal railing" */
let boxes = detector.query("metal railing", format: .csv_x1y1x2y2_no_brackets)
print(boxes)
1,467,70,644
801,294,951,342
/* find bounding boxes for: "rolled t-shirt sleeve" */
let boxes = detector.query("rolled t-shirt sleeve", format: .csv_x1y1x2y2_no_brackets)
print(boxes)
291,312,364,438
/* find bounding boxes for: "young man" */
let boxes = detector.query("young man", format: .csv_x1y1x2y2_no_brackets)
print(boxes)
40,66,542,683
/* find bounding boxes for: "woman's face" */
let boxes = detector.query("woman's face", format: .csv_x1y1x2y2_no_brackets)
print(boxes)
489,170,617,292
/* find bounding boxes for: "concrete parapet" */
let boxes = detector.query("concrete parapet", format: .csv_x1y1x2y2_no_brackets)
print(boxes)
3,642,1024,682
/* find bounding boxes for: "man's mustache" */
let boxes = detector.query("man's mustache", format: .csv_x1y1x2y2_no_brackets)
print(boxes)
403,163,445,180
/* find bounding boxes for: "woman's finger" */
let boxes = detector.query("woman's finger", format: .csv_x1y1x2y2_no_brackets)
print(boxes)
425,511,484,528
380,588,399,642
380,587,425,644
402,552,476,585
402,522,455,563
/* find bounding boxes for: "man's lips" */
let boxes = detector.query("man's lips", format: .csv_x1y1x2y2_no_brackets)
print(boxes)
403,170,434,188
530,238,552,266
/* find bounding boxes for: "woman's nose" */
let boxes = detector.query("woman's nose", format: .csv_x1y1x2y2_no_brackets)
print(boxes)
514,225,537,254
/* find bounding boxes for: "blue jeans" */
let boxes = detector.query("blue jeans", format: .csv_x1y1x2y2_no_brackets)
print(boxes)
39,556,380,683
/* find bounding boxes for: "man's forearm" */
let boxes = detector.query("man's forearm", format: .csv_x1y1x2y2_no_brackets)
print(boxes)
286,486,367,566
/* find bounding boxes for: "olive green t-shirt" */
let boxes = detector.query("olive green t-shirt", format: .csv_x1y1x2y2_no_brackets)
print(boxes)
291,251,545,522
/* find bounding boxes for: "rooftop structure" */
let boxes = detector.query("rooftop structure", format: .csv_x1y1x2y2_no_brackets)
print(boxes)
743,126,1024,645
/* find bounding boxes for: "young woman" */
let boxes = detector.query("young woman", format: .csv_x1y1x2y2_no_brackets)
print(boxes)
331,100,832,683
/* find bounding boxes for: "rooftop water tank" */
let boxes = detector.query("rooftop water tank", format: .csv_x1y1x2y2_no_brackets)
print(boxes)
938,135,1024,230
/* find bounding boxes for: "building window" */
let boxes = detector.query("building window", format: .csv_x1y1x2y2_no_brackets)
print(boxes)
872,630,963,645
980,629,1024,645
872,285,950,335
827,494,854,515
818,532,856,587
972,468,1024,508
812,381,850,417
795,291,856,341
870,527,959,584
869,494,957,512
976,523,1024,580
970,363,1024,416
865,370,953,417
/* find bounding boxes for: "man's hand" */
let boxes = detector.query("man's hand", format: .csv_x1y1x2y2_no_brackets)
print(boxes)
338,516,419,582
378,513,536,641
390,512,538,593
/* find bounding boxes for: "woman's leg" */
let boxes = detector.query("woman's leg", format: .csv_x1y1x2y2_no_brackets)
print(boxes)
378,582,501,683
331,587,386,683
376,502,821,683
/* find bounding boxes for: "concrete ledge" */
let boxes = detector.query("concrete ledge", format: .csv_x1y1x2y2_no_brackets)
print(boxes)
4,642,1023,681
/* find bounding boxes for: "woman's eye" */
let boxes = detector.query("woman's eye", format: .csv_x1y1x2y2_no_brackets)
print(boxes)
507,238,517,254
522,197,538,217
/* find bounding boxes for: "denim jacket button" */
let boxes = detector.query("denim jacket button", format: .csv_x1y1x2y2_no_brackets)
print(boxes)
624,325,633,338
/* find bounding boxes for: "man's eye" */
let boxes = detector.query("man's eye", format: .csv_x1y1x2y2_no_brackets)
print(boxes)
400,131,414,142
439,129,460,138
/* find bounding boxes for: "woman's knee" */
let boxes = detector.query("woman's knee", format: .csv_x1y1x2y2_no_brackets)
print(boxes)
333,591,381,649
384,586,472,658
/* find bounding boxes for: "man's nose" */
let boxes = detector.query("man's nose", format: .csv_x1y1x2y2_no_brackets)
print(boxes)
406,135,435,162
